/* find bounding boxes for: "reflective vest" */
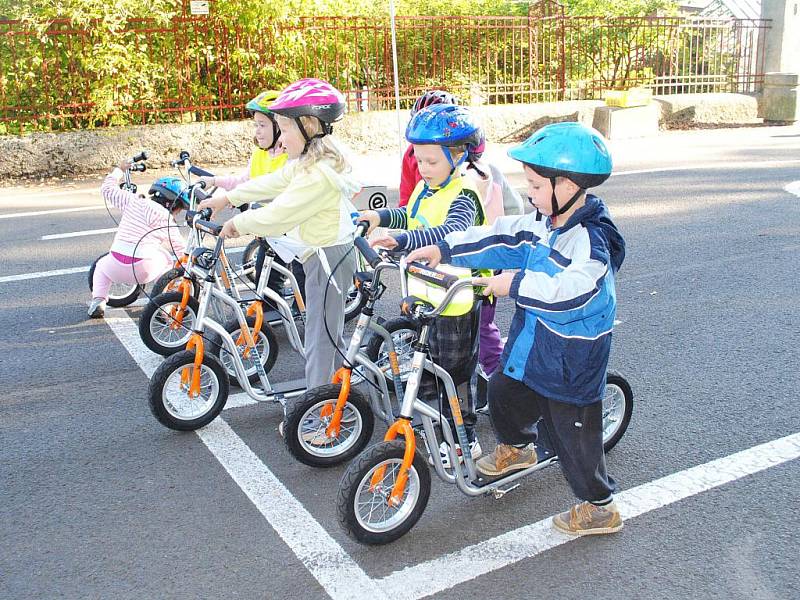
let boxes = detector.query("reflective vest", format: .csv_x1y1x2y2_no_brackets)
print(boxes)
406,176,487,316
249,148,288,178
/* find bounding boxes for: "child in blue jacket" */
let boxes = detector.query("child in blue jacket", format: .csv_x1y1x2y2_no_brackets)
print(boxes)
408,122,626,536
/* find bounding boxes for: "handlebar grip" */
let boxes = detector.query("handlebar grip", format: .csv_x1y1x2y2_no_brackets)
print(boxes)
192,187,210,202
355,220,371,238
132,151,148,163
188,165,214,178
185,208,212,225
354,236,381,268
179,150,190,161
195,219,223,236
406,261,459,289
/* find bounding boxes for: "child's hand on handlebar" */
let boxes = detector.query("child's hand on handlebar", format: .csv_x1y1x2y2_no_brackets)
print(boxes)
219,219,239,239
358,210,380,234
473,272,515,297
197,175,216,188
369,234,398,250
198,194,230,216
406,245,442,267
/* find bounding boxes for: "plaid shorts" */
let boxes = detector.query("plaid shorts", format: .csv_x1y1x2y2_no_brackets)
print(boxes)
419,302,481,407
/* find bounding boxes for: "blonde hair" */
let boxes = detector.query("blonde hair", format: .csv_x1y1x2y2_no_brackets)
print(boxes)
295,115,351,174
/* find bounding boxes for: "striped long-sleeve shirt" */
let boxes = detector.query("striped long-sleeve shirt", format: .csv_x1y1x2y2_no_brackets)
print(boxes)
377,187,481,251
101,169,186,259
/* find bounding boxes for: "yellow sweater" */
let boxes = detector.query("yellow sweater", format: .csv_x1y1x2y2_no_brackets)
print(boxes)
229,159,359,249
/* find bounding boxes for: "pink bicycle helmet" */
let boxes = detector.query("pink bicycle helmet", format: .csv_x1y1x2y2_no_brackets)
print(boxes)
411,89,459,117
269,78,346,150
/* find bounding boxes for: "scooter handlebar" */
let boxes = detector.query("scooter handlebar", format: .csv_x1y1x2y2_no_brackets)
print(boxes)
354,235,381,268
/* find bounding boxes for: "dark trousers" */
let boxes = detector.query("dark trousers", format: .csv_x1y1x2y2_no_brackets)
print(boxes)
488,371,615,503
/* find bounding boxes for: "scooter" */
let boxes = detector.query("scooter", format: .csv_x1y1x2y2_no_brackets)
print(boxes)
336,243,634,545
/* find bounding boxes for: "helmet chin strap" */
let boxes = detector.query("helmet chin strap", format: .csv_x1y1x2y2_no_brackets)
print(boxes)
295,117,331,154
549,177,584,227
436,146,466,190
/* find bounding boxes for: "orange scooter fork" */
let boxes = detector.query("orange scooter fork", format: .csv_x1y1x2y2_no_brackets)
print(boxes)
181,333,205,398
169,278,192,330
320,367,352,438
234,301,263,359
370,418,416,507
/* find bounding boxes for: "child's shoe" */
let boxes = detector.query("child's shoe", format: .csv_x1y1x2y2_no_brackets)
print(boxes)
552,501,623,536
87,298,106,318
476,443,537,476
435,438,482,469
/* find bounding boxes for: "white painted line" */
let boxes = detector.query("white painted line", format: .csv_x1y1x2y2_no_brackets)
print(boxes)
379,431,800,599
785,181,800,198
0,265,90,283
106,309,800,600
0,206,106,219
104,310,384,600
5,188,97,199
42,227,118,240
198,420,387,600
613,159,800,177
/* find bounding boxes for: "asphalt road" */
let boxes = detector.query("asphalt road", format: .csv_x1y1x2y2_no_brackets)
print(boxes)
1,125,799,600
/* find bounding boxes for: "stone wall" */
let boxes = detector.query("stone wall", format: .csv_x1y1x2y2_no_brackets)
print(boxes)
0,93,762,181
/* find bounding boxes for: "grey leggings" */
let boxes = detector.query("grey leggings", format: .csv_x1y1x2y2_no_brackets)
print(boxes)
488,371,616,503
300,243,356,390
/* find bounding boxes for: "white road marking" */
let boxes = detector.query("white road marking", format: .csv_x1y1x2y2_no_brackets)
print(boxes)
785,181,800,198
42,227,118,240
105,308,800,600
613,158,800,177
379,431,800,599
0,206,106,219
0,265,90,283
103,311,384,600
1,245,246,284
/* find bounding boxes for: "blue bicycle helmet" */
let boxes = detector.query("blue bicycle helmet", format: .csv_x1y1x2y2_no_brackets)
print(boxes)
149,177,189,211
406,104,482,189
508,122,612,216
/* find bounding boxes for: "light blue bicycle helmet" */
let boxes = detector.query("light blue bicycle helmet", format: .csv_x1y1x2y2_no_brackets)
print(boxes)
508,121,612,216
149,176,190,211
406,104,482,189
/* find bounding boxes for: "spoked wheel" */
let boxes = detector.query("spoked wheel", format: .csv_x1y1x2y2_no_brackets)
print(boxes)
213,316,279,386
148,350,230,430
337,440,431,545
88,253,142,307
602,370,634,452
283,384,374,467
151,268,198,298
242,238,261,283
344,254,370,323
138,291,200,356
364,316,418,393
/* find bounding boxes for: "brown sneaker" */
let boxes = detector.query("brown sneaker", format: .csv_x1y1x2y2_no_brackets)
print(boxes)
476,443,537,476
552,501,623,536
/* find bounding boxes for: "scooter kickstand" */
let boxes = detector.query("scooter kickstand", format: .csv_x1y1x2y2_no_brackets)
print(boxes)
491,483,521,499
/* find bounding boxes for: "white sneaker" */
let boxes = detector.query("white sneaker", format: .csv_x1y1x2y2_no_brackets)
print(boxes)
87,298,106,318
435,439,482,469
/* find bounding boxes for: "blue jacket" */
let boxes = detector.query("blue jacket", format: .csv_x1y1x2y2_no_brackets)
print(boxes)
438,195,625,406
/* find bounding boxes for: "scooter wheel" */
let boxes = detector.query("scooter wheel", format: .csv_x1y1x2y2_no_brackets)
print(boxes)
602,370,634,453
364,316,418,394
337,440,431,545
283,384,374,467
148,350,230,431
88,253,142,308
213,315,279,386
138,291,200,356
151,268,198,298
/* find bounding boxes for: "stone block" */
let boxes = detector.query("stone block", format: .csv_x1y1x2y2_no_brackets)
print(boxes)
762,72,800,122
592,104,659,139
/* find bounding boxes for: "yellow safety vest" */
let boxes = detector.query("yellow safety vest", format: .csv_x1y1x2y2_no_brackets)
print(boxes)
249,148,288,178
405,176,487,316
